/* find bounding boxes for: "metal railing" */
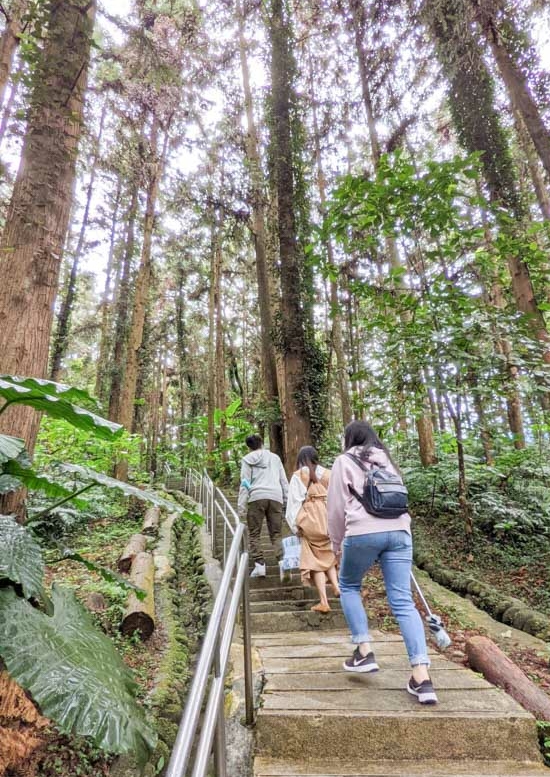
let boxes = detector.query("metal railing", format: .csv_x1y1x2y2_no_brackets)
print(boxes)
165,469,255,777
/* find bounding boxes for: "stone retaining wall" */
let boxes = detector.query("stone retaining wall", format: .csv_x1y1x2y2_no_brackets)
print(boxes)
111,494,210,776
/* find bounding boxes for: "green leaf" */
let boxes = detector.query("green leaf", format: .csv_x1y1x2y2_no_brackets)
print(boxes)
59,463,202,521
225,398,242,419
0,379,123,441
0,585,157,761
6,461,89,509
0,514,44,599
0,434,26,464
0,375,100,408
60,552,146,601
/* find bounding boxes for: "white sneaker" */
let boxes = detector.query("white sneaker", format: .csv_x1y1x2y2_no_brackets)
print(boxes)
250,562,266,578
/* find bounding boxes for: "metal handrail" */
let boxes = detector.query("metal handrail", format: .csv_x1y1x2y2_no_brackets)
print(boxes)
165,468,254,777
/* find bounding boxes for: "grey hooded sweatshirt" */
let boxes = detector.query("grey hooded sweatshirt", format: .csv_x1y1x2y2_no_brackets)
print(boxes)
238,449,289,517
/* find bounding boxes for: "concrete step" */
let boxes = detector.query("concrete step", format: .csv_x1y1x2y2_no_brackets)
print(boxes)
254,759,549,776
251,599,342,614
249,573,301,588
251,609,349,633
250,586,331,602
253,630,544,764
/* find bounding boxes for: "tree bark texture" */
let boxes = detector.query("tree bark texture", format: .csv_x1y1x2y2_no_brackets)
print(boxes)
214,242,228,463
350,0,435,459
237,0,283,457
513,108,550,222
142,505,160,536
95,178,122,401
0,0,96,462
117,121,166,438
117,533,147,573
471,0,550,180
426,0,550,368
466,635,550,719
120,551,155,640
206,214,221,456
269,0,312,469
108,185,138,422
0,0,28,107
50,105,106,381
308,48,352,427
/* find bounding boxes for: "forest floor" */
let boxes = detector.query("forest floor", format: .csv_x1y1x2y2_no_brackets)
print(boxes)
362,563,550,697
414,513,550,616
4,510,161,777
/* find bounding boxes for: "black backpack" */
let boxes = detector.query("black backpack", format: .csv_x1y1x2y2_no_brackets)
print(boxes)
345,452,408,519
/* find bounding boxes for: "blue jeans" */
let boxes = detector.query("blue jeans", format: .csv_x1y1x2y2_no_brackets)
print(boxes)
339,531,430,667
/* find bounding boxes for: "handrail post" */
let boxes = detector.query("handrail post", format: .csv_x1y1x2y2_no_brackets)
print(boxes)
213,635,227,777
241,527,255,726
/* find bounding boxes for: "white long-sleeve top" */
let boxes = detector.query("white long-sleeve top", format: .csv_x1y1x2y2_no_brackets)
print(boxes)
285,465,326,534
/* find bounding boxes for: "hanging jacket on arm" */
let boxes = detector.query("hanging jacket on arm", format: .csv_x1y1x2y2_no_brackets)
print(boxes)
237,449,289,517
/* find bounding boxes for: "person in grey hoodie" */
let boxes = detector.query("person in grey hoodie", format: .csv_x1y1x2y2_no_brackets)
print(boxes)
238,434,289,577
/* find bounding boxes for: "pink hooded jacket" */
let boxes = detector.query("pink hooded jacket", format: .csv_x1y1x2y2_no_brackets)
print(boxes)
327,445,411,555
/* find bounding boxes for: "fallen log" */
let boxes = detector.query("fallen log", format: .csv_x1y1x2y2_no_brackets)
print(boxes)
465,635,550,719
117,533,147,573
142,506,161,536
120,551,155,640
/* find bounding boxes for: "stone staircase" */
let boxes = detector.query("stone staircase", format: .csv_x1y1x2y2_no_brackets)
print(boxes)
215,496,547,777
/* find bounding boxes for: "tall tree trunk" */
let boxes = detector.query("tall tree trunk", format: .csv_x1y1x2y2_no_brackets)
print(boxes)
307,48,352,427
444,390,473,540
237,0,283,457
214,242,228,464
206,214,221,457
95,178,122,402
108,184,138,422
512,108,550,221
50,105,106,380
471,0,550,180
349,0,435,463
426,0,550,371
0,0,28,107
0,0,96,477
116,122,167,478
268,0,312,470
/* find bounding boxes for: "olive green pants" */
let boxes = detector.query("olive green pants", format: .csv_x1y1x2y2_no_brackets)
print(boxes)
246,499,283,565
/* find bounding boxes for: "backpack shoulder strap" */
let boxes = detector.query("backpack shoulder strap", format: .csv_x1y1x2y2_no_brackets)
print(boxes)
345,452,370,472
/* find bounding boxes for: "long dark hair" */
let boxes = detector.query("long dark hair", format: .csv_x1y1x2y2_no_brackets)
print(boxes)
296,445,319,484
343,421,396,469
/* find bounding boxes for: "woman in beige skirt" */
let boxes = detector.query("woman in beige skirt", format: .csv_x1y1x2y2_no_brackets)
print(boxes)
285,446,340,612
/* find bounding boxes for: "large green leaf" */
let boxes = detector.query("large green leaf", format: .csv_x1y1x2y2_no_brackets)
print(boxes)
0,514,44,599
0,380,123,441
0,375,100,408
0,434,25,464
60,463,202,521
6,460,89,508
0,585,157,761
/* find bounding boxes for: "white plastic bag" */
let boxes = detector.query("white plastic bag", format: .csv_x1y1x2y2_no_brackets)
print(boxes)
280,535,301,571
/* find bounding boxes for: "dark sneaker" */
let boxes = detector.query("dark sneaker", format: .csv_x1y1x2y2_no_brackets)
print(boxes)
407,676,438,704
343,648,379,673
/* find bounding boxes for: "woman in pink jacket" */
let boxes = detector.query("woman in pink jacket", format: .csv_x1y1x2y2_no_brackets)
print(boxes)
327,420,437,705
